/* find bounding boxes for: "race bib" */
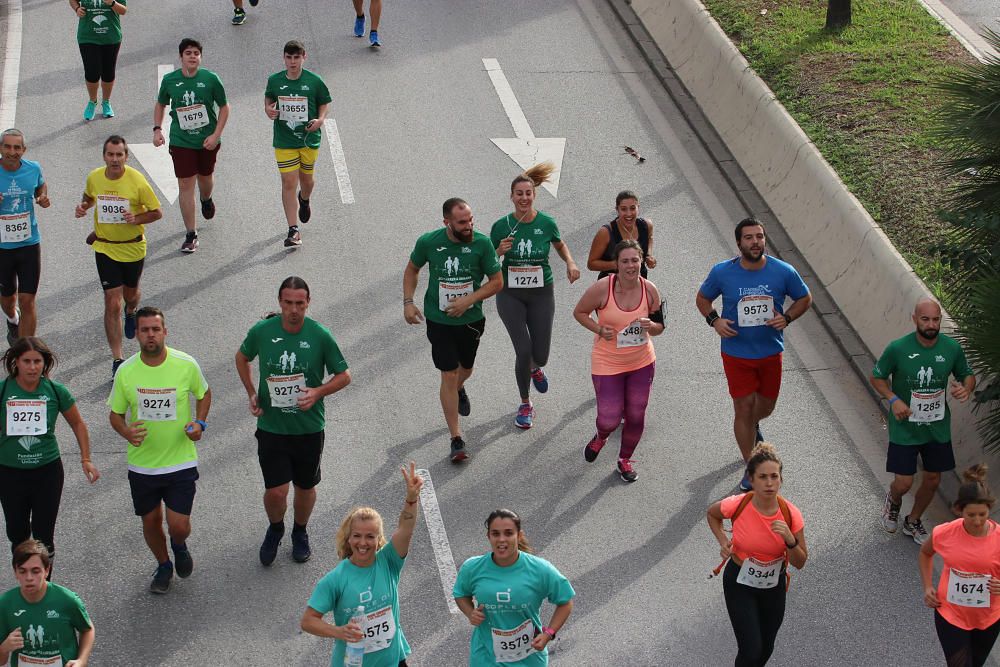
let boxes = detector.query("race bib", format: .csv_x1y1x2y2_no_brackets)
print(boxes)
617,320,648,348
736,556,783,589
507,265,543,289
737,295,773,327
6,399,47,436
266,374,306,409
491,618,535,664
277,96,308,125
18,655,63,667
909,390,945,423
0,212,31,243
439,281,473,311
947,568,991,608
362,605,396,653
176,103,209,131
96,195,129,224
136,387,177,422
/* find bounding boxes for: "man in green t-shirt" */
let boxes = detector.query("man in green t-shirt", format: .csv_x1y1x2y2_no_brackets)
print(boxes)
153,38,230,254
871,297,976,545
235,276,351,566
0,540,94,667
403,198,503,463
108,307,211,594
263,41,332,248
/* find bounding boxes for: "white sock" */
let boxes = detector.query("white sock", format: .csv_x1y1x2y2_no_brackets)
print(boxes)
4,311,18,325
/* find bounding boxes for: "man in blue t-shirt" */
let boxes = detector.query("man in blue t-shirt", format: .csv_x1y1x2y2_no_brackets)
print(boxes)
696,218,811,490
0,129,49,345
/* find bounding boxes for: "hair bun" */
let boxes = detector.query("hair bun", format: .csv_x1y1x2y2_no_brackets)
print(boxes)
749,441,777,459
963,463,989,484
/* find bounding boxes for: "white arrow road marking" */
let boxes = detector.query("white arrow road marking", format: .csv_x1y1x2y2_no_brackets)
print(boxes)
416,468,460,614
130,65,178,204
323,119,355,204
483,58,566,198
0,0,23,130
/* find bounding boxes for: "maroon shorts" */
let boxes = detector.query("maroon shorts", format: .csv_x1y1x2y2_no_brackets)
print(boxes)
169,144,220,178
721,352,783,399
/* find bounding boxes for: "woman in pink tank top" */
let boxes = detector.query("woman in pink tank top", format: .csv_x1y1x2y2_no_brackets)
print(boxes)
572,240,664,483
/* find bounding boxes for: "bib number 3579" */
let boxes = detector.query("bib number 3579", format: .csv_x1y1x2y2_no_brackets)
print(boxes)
491,619,535,663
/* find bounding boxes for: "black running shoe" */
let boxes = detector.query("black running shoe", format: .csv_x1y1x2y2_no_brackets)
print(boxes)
259,526,282,566
297,193,311,223
149,561,173,594
457,388,471,417
201,197,216,220
173,546,193,578
5,318,17,346
284,226,302,247
755,423,764,444
450,436,468,463
292,529,311,563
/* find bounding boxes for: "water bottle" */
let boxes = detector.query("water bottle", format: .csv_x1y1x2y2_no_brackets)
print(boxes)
344,605,365,667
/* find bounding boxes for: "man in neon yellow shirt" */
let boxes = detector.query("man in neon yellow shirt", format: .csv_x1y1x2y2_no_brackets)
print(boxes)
74,135,163,377
108,307,211,594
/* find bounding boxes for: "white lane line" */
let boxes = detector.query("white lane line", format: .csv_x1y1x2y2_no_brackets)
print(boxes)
323,118,355,204
416,468,459,614
0,0,23,130
483,58,534,141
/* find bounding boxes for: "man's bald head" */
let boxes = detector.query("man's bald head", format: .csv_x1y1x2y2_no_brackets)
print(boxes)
912,297,942,341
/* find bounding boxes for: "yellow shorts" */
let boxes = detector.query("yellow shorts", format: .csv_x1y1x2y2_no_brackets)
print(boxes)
275,147,319,174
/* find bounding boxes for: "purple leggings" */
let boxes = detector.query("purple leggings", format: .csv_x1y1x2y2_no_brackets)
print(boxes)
592,361,655,459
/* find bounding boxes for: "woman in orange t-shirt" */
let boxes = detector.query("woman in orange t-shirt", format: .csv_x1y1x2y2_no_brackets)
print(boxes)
920,463,1000,667
707,443,808,666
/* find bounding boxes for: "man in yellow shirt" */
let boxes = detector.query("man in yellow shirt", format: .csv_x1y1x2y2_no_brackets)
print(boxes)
74,135,163,377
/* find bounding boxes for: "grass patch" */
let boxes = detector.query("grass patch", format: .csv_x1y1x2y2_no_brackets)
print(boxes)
700,0,976,295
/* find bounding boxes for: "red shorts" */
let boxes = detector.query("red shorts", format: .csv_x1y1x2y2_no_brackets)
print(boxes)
721,352,783,399
169,145,220,178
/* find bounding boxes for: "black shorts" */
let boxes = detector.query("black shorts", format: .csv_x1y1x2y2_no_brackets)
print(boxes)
886,441,956,475
78,41,121,83
256,429,324,490
95,251,144,290
425,318,486,372
0,244,41,296
128,467,199,517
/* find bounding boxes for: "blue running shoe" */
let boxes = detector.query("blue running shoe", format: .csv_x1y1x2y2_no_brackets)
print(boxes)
101,100,114,118
369,30,381,47
739,473,752,492
83,101,97,121
530,367,549,393
514,403,534,429
354,15,365,37
232,8,247,24
124,310,137,339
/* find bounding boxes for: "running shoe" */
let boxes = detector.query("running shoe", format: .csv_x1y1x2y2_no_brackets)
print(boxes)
514,403,534,429
124,310,137,339
201,197,215,220
291,530,311,563
354,14,365,37
5,318,17,346
881,491,901,533
249,0,259,5
530,367,549,393
259,526,282,566
739,473,752,492
112,358,124,377
903,516,929,545
369,30,381,47
584,434,607,462
83,100,97,121
457,388,471,416
101,100,115,118
284,227,302,247
297,193,311,223
755,423,764,444
180,232,199,254
450,436,468,463
232,8,247,25
617,458,638,483
149,561,173,594
173,545,193,578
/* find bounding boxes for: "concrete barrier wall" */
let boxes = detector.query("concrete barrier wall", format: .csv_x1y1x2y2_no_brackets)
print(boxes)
629,0,986,480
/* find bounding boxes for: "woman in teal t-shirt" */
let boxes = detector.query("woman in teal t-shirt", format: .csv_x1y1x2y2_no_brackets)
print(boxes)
73,0,127,120
454,509,575,666
301,462,423,666
0,338,99,566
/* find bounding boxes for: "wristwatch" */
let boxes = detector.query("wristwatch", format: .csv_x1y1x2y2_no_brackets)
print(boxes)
542,626,557,640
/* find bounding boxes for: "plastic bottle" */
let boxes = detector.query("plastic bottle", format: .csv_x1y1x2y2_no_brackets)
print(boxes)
344,605,365,667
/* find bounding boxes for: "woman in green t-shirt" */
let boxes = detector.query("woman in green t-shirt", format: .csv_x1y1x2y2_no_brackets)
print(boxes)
0,338,99,567
71,0,128,121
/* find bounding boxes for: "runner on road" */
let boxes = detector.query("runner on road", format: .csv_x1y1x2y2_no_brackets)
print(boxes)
490,163,580,429
74,135,162,377
72,0,126,121
236,276,351,566
454,509,575,666
919,464,1000,667
352,0,383,46
154,38,230,253
573,240,664,482
587,190,655,279
403,198,503,463
231,0,259,25
264,41,331,248
695,217,811,491
872,297,976,545
108,307,211,594
0,129,49,344
707,442,807,667
301,462,422,667
0,540,94,667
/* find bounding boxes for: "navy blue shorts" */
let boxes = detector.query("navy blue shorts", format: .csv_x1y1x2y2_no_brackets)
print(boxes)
886,441,955,475
128,467,199,517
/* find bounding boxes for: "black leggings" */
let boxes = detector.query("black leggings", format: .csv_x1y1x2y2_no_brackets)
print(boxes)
78,42,121,83
723,559,787,666
496,283,555,399
0,459,64,558
935,611,1000,667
